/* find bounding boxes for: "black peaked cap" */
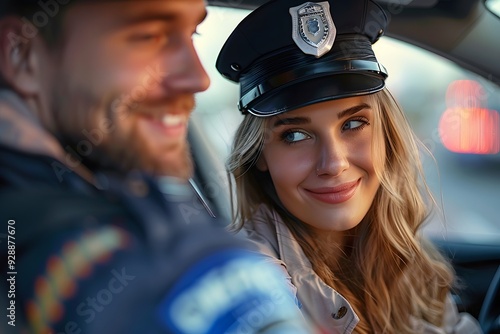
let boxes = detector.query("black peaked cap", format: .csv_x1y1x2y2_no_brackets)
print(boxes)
216,0,389,116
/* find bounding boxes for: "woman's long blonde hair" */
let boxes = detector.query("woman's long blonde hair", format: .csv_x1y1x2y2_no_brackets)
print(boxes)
226,89,455,333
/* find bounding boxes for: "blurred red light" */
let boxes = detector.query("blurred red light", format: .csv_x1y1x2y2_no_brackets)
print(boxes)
440,80,500,154
439,107,500,154
446,80,486,109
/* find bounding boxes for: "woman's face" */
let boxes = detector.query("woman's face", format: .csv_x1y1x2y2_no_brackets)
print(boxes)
257,95,384,232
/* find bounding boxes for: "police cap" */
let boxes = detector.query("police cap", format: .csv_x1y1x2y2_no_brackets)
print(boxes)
216,0,389,117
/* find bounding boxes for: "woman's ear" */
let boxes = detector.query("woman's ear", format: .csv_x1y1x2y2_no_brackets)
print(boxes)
255,153,268,171
0,17,42,96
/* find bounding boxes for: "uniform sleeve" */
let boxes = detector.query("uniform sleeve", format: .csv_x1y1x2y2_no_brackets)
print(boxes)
2,179,316,334
13,217,315,334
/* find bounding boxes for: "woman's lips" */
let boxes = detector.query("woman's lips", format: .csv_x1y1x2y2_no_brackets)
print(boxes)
305,179,360,204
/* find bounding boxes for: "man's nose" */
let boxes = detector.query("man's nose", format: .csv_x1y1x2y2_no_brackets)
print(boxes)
315,136,349,177
162,38,211,94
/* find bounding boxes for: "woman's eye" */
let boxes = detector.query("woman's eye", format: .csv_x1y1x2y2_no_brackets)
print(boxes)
282,130,310,143
342,119,369,131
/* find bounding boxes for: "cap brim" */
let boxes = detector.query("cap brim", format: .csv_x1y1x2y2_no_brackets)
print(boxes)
246,73,385,117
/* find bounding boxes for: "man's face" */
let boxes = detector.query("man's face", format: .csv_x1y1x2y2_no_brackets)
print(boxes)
44,0,210,179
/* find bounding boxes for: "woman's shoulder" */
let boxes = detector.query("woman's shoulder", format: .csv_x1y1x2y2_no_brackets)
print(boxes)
238,205,313,270
237,204,282,259
441,294,483,333
411,294,483,333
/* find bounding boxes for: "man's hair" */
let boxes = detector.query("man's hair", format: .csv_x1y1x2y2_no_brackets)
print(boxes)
0,3,68,88
1,3,66,45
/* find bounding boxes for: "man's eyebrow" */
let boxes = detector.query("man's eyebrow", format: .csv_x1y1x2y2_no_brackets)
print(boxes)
273,116,310,128
337,103,371,119
120,9,207,26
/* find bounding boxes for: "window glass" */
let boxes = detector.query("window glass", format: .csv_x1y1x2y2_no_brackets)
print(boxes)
487,0,500,17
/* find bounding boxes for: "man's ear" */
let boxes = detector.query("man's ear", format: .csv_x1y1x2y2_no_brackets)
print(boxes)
255,153,268,171
0,17,41,96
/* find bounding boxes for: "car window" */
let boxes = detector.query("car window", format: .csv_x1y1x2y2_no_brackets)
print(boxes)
193,6,500,243
487,0,500,17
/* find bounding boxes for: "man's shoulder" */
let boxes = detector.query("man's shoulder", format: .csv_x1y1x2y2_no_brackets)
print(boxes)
0,185,116,206
0,186,122,218
0,186,130,246
0,142,93,189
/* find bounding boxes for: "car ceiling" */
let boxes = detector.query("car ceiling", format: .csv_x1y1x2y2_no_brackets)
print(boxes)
207,0,500,88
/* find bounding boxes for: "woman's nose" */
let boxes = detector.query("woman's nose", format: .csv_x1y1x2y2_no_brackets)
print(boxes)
315,137,349,177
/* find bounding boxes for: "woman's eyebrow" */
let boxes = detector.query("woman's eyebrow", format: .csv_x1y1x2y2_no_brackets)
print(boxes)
272,117,310,128
272,103,371,127
337,103,371,119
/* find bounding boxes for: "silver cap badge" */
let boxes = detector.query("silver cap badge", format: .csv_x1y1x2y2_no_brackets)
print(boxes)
289,1,336,58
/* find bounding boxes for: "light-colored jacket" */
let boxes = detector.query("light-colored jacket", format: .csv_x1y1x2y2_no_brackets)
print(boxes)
238,205,483,334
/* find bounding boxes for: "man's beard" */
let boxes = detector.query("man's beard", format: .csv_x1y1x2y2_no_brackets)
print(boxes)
50,88,194,180
100,127,194,180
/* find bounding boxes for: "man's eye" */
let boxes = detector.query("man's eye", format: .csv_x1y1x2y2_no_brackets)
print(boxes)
342,118,369,131
128,33,168,44
281,130,310,143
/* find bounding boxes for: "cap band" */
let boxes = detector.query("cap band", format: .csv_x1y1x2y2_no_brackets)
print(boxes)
239,59,387,112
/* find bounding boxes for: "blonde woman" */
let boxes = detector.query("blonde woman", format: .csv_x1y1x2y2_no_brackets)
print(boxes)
216,0,483,333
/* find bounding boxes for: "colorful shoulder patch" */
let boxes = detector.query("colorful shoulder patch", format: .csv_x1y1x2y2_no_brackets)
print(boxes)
25,226,129,334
